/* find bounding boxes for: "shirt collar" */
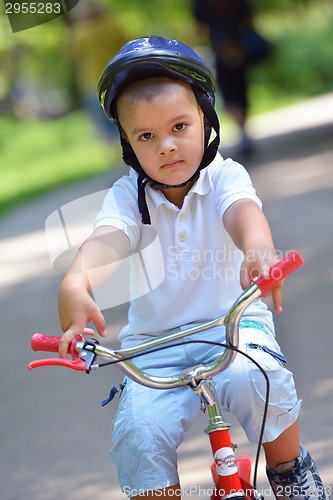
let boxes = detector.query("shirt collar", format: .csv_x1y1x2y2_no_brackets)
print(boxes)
144,166,214,209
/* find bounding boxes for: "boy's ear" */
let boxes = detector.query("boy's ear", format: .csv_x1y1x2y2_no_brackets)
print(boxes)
120,128,129,142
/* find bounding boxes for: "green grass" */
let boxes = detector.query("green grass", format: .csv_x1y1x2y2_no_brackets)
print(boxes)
0,112,116,216
248,1,333,114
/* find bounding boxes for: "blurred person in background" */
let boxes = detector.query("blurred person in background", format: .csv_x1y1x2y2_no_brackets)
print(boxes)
67,0,128,148
192,0,271,156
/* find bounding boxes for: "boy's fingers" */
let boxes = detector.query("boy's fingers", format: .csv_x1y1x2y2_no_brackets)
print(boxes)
59,328,78,358
90,309,107,337
82,327,95,336
272,283,283,313
240,265,252,289
59,311,107,358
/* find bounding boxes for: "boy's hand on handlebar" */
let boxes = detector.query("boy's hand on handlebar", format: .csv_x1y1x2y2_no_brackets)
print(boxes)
240,249,283,314
58,282,107,358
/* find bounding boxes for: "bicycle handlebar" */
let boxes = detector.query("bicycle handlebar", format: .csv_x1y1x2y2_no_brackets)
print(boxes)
28,251,304,387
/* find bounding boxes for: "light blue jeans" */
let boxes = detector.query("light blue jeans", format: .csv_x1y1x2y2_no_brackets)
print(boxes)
110,320,301,494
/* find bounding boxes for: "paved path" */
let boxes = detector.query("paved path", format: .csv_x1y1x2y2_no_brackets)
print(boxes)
1,94,333,499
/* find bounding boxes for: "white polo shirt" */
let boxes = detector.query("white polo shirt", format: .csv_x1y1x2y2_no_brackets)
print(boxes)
94,153,273,343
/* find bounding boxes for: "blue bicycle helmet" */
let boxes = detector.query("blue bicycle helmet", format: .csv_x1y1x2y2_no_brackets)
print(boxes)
97,36,220,224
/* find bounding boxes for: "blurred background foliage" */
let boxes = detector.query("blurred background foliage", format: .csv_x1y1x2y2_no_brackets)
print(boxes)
0,0,332,215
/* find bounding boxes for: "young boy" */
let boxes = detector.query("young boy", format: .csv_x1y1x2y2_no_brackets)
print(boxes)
58,36,327,498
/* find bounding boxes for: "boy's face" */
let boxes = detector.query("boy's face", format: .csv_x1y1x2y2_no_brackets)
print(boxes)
117,81,205,203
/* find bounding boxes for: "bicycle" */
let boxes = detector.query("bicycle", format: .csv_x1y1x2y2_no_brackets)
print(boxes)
29,250,304,500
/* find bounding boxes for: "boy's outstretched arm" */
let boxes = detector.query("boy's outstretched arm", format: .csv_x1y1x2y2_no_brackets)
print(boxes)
222,199,283,313
58,226,130,357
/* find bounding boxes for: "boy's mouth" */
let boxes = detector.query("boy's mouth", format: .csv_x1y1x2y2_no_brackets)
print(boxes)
161,159,183,169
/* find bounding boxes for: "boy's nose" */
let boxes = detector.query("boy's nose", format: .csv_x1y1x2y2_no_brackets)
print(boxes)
158,136,177,155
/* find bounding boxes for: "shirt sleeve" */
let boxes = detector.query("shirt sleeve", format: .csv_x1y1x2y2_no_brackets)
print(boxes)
212,156,262,218
94,175,141,251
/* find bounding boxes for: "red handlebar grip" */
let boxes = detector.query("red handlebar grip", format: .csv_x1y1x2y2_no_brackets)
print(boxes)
31,333,83,359
31,333,60,353
252,250,304,294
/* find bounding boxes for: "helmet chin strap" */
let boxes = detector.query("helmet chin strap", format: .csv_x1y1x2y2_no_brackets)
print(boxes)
136,171,200,226
149,171,200,191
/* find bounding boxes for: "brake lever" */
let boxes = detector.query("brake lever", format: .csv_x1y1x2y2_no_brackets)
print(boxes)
28,358,87,372
28,338,100,373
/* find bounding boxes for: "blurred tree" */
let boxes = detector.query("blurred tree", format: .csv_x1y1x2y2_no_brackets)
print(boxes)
0,0,332,118
65,0,128,144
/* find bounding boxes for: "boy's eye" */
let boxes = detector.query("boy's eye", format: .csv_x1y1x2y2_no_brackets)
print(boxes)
173,123,187,132
139,132,153,141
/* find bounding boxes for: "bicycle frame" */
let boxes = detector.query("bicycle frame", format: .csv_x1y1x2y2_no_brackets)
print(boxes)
195,378,254,500
29,251,304,500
